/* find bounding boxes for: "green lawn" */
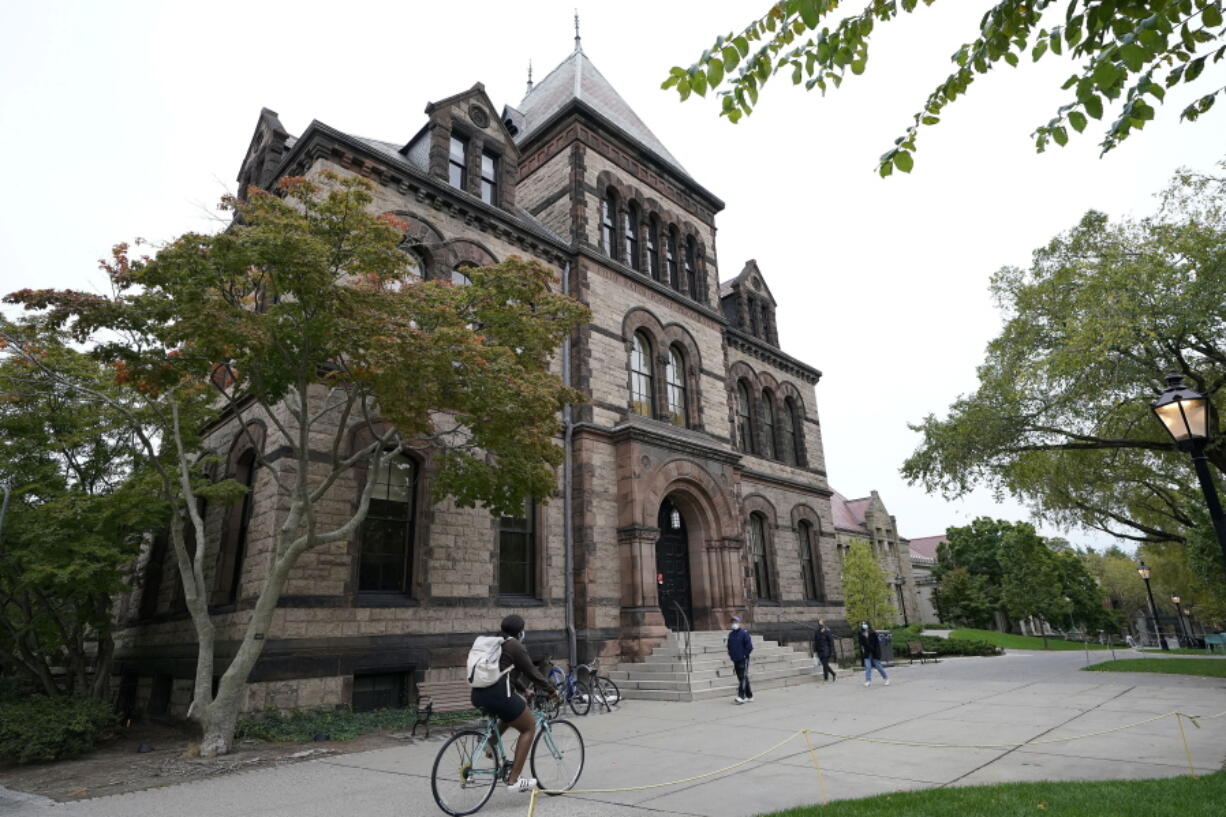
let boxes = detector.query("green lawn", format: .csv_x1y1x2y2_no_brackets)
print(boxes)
1138,647,1226,657
1083,658,1226,678
760,772,1226,817
948,628,1112,651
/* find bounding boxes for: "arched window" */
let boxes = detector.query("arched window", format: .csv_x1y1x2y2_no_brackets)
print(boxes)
499,500,535,597
665,346,687,427
799,520,823,601
358,452,416,593
600,189,617,257
783,397,803,465
736,380,754,453
624,202,640,271
762,392,777,460
646,215,661,281
212,450,256,606
748,513,774,600
630,331,655,417
451,263,474,286
666,228,679,289
684,236,699,299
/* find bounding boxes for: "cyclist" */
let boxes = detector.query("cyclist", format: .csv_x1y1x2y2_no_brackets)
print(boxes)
469,614,556,793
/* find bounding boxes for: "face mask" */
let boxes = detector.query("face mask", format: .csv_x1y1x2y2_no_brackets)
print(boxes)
731,623,741,630
861,624,868,631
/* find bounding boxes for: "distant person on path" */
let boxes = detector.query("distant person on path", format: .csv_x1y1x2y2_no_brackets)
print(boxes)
728,615,754,703
813,619,836,682
857,622,889,687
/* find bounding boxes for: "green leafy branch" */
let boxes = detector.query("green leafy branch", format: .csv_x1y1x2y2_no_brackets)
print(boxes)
663,1,1226,177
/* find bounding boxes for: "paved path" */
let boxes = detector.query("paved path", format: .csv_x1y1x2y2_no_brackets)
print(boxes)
7,651,1226,817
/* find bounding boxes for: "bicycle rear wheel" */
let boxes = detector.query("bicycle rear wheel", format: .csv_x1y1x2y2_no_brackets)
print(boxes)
530,718,585,794
593,676,621,710
567,680,591,716
431,729,499,816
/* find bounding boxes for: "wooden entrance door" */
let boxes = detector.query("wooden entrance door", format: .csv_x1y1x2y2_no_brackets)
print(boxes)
656,499,693,631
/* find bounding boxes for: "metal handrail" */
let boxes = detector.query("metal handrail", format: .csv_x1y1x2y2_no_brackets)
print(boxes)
672,601,693,693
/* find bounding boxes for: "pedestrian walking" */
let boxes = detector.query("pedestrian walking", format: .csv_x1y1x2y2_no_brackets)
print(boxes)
813,619,837,682
727,615,754,703
857,621,889,687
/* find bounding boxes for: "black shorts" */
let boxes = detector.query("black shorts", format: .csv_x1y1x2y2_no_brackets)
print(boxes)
470,675,526,722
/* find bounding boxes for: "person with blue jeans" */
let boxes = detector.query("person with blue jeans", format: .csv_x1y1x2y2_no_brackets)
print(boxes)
727,615,754,703
857,622,889,687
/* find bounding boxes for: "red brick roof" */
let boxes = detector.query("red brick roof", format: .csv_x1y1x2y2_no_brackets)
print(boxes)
830,491,870,533
907,534,945,560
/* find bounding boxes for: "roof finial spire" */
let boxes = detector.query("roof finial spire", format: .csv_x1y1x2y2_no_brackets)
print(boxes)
526,60,534,93
574,9,581,52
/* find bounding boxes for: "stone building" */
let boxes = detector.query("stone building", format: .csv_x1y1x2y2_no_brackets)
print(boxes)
905,535,944,625
116,40,844,716
829,490,921,627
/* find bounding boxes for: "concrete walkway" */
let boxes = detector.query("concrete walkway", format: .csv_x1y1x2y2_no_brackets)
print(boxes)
6,651,1226,817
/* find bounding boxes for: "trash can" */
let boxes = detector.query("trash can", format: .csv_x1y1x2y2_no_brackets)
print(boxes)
878,631,894,665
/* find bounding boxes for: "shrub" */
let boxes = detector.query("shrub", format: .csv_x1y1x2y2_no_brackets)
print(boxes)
890,627,1000,657
0,695,116,763
235,705,480,743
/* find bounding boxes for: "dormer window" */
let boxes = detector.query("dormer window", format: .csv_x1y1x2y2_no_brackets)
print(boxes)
448,135,468,189
480,151,498,205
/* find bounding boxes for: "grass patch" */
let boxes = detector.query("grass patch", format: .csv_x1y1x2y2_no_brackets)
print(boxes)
761,771,1226,817
1138,647,1226,657
950,628,1113,651
235,706,481,743
1083,658,1226,678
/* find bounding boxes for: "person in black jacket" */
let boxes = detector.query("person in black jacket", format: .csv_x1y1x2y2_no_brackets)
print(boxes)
812,619,836,682
856,621,890,687
727,615,754,703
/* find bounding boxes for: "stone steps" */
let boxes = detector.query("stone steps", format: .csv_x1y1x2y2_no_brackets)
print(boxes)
616,631,817,702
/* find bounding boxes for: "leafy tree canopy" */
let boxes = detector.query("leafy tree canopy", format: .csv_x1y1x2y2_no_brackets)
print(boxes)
666,1,1226,175
903,164,1226,551
842,538,897,627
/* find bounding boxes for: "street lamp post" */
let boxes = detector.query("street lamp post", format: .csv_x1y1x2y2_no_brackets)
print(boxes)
893,574,910,627
1137,561,1170,650
1150,373,1226,575
1171,593,1188,647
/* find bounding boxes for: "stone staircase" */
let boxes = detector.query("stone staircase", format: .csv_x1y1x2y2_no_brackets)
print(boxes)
609,631,816,702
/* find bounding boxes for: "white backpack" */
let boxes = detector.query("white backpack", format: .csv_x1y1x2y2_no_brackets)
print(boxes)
466,636,511,688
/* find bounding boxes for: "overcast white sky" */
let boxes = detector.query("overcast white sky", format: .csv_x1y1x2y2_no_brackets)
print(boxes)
2,1,1223,549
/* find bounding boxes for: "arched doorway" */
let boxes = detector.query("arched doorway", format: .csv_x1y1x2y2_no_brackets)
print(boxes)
656,497,693,630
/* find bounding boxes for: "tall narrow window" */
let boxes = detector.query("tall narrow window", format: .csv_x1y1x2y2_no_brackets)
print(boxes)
684,237,699,298
646,216,660,280
448,135,468,189
799,521,822,601
747,297,760,337
139,532,169,619
748,513,774,600
623,203,640,270
762,392,777,460
600,190,617,257
358,453,416,593
666,228,679,289
735,380,754,453
783,397,803,465
212,451,255,606
665,346,687,427
631,332,656,416
480,151,498,205
499,500,535,596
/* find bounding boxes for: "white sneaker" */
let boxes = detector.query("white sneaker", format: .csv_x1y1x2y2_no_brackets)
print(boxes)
884,679,890,686
507,777,538,793
864,681,871,687
746,697,755,703
734,696,745,704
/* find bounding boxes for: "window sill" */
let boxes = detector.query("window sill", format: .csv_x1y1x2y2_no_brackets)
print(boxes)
497,595,546,607
355,593,419,608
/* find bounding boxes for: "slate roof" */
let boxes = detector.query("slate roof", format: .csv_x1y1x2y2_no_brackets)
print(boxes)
907,535,945,561
830,491,871,534
518,47,688,176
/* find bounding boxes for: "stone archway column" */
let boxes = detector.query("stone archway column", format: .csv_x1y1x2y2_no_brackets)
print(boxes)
618,524,667,660
719,537,745,620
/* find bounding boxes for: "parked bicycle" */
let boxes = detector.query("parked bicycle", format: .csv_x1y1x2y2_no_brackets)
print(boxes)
581,657,622,713
430,694,585,816
542,656,622,717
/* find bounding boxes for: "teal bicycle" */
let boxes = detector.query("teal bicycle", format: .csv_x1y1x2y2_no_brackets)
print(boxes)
430,696,585,815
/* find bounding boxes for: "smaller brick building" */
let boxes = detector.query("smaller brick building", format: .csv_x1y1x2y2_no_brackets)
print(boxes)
830,490,922,626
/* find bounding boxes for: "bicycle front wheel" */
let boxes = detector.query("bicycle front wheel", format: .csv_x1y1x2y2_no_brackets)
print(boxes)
530,718,585,795
594,676,621,709
568,680,591,716
431,729,498,816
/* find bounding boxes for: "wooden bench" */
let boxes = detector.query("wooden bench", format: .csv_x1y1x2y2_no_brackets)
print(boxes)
412,679,476,738
907,641,939,665
1205,633,1226,653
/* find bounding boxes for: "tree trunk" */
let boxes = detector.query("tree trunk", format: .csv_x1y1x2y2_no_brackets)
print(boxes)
199,694,243,757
